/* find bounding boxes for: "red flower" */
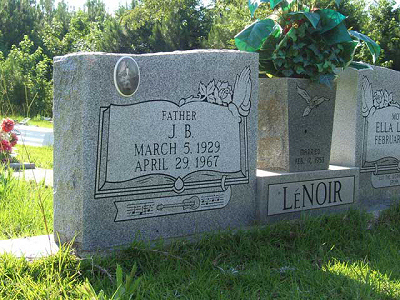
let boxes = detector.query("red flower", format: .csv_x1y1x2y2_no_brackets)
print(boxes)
283,24,292,34
1,118,14,133
0,139,11,152
10,133,18,147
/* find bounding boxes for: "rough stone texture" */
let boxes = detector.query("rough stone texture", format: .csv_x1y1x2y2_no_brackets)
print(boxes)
256,166,359,223
331,66,400,207
258,78,336,172
53,50,259,252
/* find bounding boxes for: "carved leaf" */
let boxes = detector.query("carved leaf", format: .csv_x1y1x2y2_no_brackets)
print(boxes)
206,80,215,96
312,96,329,107
303,106,312,117
297,85,311,103
361,76,373,117
199,82,207,100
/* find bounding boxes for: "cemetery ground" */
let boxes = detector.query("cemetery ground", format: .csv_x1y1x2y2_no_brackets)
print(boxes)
0,162,400,298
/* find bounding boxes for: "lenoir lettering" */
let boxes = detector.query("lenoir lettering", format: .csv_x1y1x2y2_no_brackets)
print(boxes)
162,110,197,121
283,180,343,210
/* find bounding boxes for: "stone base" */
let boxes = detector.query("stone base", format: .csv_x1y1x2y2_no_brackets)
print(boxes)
9,162,35,171
256,166,359,223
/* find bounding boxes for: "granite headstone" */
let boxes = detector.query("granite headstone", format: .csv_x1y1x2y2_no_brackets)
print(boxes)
53,51,258,252
331,66,400,207
258,78,336,172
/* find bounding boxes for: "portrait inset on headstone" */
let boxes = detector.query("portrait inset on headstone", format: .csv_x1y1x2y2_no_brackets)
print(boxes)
114,56,140,97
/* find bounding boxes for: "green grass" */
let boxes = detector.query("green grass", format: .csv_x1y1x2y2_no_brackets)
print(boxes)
0,115,53,128
14,144,53,169
0,170,52,240
0,175,399,300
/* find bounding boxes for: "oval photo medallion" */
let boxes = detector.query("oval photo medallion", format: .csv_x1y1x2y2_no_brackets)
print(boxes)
114,56,140,97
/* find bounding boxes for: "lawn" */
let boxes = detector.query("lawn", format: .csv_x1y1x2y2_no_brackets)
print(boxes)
0,115,53,128
14,144,53,169
0,167,399,299
1,135,399,299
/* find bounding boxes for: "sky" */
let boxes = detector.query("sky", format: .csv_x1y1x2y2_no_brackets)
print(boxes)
55,0,213,13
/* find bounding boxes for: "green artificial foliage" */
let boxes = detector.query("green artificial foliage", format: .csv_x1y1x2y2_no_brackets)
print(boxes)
235,0,380,84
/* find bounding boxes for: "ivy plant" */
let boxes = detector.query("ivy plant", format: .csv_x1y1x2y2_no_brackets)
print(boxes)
235,0,380,84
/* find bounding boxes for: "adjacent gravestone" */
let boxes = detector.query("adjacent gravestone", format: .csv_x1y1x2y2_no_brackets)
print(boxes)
331,66,400,207
53,51,258,252
258,78,336,172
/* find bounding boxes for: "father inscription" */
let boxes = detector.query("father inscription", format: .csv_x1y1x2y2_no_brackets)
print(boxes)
96,65,252,221
53,51,258,251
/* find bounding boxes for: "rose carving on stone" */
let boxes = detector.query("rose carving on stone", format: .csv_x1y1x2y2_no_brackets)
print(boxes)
179,66,252,119
214,81,233,105
361,76,398,117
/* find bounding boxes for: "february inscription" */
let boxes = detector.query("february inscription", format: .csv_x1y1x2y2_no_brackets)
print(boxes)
360,76,400,188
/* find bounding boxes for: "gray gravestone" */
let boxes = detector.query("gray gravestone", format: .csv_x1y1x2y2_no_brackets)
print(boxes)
53,51,258,252
331,66,400,207
258,78,336,172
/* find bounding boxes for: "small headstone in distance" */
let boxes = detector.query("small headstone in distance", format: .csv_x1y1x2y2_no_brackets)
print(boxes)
9,163,35,171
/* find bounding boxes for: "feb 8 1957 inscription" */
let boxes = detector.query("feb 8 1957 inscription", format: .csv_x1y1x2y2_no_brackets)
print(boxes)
95,62,252,221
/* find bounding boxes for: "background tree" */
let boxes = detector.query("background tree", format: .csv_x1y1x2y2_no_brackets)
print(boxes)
0,36,52,116
355,0,400,70
120,0,211,53
0,0,42,55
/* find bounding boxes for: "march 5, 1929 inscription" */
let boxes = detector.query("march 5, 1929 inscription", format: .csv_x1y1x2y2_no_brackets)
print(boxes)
95,62,253,221
360,76,400,188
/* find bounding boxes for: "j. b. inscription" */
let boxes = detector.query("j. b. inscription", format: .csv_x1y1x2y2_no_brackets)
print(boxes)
95,65,253,221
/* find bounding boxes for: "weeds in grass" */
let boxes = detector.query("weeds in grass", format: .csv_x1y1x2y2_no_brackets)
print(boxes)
14,144,53,169
0,114,53,128
0,204,400,299
0,167,53,239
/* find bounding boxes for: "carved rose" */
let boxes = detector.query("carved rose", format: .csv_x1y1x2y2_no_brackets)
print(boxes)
373,89,393,109
214,81,232,105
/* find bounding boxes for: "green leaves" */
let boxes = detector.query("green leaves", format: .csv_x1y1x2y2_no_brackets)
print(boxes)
235,19,281,52
316,9,346,34
349,30,381,63
248,0,295,16
338,40,359,67
349,61,374,70
248,0,270,17
323,22,352,45
239,0,381,81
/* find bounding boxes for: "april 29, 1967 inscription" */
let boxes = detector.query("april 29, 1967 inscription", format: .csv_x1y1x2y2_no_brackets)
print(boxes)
106,101,241,181
95,65,253,221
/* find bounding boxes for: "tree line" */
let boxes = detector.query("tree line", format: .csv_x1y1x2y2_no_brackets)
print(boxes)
0,0,399,117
